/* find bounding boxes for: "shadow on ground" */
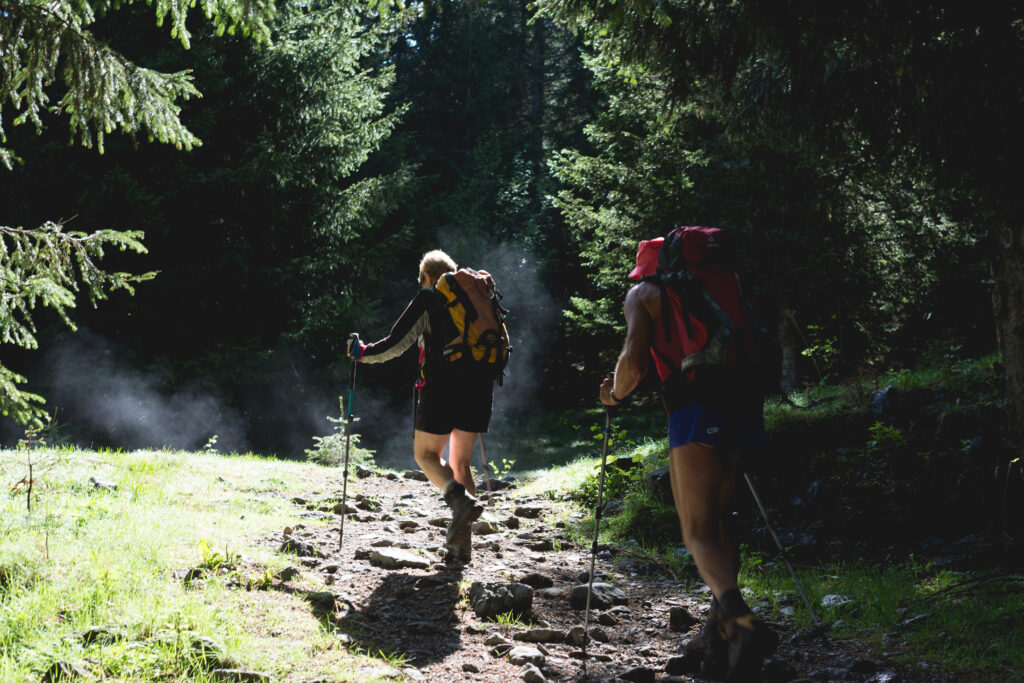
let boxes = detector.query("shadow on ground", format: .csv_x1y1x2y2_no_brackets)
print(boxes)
333,568,465,666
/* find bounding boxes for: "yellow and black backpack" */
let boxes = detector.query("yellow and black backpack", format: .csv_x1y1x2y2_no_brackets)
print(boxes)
434,268,511,385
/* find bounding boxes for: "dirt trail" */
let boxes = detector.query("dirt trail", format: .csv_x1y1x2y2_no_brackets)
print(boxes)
265,469,931,683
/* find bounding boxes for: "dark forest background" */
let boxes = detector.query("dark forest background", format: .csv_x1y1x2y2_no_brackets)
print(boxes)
2,0,1019,464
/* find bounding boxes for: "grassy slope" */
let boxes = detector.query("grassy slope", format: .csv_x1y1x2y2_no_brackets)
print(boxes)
0,448,398,682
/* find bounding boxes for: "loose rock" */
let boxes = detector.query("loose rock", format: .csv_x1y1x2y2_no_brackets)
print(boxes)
669,605,698,631
513,628,564,643
519,572,554,589
507,645,545,667
569,582,628,610
619,666,656,683
368,548,431,570
469,581,534,619
279,537,318,557
519,662,547,682
514,504,545,519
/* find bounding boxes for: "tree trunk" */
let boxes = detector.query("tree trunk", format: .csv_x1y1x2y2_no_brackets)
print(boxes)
777,303,800,393
991,222,1024,465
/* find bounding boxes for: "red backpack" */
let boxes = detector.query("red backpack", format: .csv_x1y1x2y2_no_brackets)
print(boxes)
630,226,779,396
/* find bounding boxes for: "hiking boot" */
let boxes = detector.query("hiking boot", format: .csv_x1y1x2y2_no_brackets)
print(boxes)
444,521,472,566
682,601,729,678
683,600,727,655
722,613,778,682
442,482,484,545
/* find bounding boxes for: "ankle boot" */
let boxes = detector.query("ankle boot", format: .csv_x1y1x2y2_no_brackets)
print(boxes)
443,481,484,544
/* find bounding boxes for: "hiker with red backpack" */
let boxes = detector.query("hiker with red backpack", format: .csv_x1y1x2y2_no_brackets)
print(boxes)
599,226,779,681
347,249,510,565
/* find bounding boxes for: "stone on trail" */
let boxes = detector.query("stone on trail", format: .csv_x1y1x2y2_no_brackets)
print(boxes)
669,605,698,631
519,572,554,589
569,582,628,610
332,502,357,515
276,566,301,581
513,628,565,643
536,586,569,600
368,548,431,570
462,662,481,673
279,536,318,557
514,504,546,518
664,652,703,676
403,470,428,481
468,581,534,619
619,666,656,683
472,519,499,535
519,662,547,682
508,645,545,667
485,633,513,647
504,515,521,529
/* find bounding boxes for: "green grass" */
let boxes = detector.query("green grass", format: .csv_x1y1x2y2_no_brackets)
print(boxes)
0,447,404,682
739,556,1024,681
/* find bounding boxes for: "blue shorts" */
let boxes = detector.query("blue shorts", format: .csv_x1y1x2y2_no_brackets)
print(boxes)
668,400,766,452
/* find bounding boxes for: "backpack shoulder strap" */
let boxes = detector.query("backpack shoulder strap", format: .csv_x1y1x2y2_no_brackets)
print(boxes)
642,274,677,344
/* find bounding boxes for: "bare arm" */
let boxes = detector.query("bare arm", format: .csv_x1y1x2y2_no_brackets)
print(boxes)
600,284,654,405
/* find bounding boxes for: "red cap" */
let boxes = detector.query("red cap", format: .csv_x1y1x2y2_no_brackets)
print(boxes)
628,237,664,280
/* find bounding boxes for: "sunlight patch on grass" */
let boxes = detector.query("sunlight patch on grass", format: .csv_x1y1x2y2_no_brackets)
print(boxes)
0,446,386,682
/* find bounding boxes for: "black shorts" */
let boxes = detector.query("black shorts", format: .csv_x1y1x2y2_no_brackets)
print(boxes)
414,373,494,434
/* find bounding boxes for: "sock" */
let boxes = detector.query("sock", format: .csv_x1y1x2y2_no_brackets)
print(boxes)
717,587,751,618
443,479,460,496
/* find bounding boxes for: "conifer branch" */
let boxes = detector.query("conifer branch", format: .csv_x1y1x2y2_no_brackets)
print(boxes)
0,220,156,425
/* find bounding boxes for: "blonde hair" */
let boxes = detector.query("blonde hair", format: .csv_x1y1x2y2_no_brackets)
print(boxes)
418,250,457,281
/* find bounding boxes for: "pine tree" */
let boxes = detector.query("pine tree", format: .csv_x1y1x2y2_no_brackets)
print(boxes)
0,0,273,425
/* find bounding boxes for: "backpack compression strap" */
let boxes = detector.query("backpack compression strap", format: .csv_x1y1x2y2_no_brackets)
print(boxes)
644,269,740,370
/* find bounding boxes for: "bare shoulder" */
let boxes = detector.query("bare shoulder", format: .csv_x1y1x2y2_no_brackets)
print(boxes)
626,281,660,317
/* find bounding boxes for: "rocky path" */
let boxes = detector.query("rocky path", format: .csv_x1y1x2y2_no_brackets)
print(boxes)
264,467,928,683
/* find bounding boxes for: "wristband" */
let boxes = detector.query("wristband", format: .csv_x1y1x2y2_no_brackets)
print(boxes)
610,390,630,404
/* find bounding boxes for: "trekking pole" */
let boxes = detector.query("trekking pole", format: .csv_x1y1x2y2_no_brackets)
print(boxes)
478,435,493,495
581,406,613,678
338,333,360,552
743,472,825,628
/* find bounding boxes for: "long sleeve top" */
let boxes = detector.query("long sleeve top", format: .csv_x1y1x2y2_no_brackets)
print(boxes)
357,288,458,385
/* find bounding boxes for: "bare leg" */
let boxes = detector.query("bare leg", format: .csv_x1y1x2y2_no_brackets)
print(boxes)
414,429,456,490
669,442,741,600
447,429,478,496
